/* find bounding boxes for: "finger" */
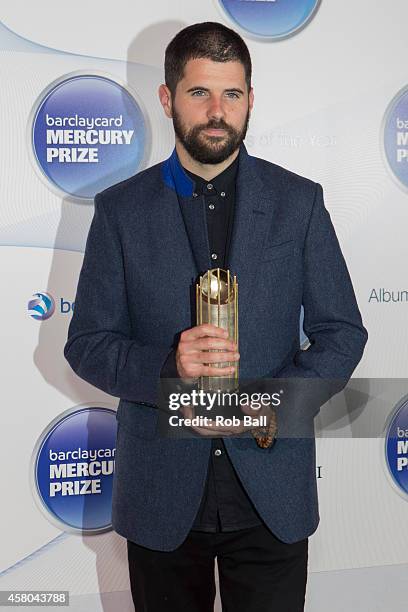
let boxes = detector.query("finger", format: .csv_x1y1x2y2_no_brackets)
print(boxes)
240,403,262,416
187,418,241,433
185,337,237,352
189,427,224,437
178,361,236,377
181,324,230,341
180,405,194,419
176,357,237,378
186,351,239,364
200,365,237,376
189,424,241,436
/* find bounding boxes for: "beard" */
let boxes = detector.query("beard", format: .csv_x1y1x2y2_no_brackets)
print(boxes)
172,106,250,165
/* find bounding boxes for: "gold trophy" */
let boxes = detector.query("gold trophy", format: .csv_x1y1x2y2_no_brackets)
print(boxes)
196,268,238,392
195,268,276,448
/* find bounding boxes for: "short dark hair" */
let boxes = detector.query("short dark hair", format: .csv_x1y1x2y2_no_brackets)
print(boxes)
165,22,252,96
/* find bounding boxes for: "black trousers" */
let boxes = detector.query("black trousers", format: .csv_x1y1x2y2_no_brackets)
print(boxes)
127,524,308,612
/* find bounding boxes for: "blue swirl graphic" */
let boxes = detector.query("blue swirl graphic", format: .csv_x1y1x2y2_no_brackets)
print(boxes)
28,292,55,321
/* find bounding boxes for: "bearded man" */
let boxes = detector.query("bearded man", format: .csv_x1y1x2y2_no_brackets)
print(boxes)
65,21,367,612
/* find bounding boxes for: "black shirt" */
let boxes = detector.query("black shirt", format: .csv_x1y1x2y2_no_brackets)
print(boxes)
182,154,263,533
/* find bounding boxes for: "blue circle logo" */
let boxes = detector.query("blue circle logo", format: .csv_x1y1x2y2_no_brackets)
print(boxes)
383,85,408,191
385,396,408,500
218,0,320,40
28,292,55,321
32,75,147,199
33,406,117,533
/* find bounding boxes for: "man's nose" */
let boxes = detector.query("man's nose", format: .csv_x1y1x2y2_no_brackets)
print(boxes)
207,96,224,120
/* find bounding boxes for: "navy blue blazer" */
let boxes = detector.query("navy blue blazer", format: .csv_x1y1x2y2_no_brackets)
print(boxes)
64,143,367,550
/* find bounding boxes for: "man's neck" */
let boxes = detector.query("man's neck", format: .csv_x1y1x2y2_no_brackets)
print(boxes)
175,140,240,181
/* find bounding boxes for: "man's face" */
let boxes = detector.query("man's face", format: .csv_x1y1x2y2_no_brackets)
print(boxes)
169,58,253,164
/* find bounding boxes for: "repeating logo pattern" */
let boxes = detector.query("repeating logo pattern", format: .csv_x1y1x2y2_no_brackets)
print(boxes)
33,406,117,533
32,75,147,199
385,396,408,500
383,85,408,191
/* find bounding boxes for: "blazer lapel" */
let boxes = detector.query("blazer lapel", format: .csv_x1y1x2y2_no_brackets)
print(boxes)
228,145,279,335
164,147,211,276
178,195,211,276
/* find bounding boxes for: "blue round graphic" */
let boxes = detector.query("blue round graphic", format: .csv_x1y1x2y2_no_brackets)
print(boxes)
384,86,408,191
32,75,147,199
28,292,55,321
219,0,320,39
385,397,408,499
34,406,117,532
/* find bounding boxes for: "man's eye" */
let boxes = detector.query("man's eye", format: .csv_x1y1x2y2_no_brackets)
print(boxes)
226,92,239,99
192,90,206,96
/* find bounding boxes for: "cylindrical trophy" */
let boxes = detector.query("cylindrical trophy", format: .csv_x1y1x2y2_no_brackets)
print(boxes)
196,268,238,392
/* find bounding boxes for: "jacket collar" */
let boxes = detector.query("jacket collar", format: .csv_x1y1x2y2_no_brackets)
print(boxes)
161,143,250,198
161,147,195,197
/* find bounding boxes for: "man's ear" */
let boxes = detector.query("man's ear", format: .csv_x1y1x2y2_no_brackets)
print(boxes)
249,87,254,112
158,84,173,119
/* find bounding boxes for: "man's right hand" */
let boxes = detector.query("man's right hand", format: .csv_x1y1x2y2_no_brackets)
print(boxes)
175,323,239,382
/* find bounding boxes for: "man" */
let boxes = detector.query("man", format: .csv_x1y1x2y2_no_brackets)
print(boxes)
64,22,368,612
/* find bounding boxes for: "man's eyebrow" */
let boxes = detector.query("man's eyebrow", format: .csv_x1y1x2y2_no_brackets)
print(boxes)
186,86,245,94
225,88,245,95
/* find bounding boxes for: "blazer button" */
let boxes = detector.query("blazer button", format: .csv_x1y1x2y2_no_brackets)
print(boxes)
214,449,222,456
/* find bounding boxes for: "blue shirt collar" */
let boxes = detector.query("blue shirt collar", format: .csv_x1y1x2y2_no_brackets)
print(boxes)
161,143,249,198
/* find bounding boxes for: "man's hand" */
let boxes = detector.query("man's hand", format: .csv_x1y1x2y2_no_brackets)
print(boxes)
176,323,239,382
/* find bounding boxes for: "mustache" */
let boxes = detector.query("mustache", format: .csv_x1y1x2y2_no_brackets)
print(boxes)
198,119,233,132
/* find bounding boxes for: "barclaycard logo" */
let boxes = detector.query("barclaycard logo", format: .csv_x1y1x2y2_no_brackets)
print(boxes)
28,292,55,320
32,405,117,533
28,292,75,320
32,75,147,200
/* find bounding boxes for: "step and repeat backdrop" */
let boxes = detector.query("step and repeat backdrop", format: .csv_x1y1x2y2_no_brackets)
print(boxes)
1,1,408,610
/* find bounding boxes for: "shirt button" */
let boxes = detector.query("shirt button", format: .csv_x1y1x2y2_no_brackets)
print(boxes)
220,191,226,197
214,449,222,457
211,253,218,260
209,203,215,210
207,183,213,190
192,192,198,198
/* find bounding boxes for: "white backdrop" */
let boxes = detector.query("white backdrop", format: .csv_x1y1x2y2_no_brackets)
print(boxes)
1,1,408,610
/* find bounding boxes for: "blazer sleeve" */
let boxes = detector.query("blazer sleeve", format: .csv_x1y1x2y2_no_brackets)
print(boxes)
64,192,172,405
272,183,368,419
